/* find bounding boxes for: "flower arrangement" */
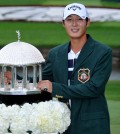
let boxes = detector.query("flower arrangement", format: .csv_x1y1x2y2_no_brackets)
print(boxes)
0,99,71,134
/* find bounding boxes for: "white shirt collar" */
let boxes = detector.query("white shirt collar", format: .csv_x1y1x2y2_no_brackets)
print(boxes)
68,49,81,59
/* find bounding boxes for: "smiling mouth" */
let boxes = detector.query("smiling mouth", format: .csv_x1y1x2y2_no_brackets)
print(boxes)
71,29,79,33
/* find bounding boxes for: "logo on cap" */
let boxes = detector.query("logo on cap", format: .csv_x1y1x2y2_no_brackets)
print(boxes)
68,5,81,11
78,68,90,83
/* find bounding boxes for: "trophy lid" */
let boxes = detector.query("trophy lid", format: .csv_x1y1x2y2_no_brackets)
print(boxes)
0,31,45,66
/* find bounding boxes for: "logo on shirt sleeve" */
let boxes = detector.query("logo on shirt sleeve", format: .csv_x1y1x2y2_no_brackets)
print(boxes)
78,68,90,83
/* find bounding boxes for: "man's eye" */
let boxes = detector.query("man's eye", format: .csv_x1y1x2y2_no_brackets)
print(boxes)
67,18,72,21
78,18,83,21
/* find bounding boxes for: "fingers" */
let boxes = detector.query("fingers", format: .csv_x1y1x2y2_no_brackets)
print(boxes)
0,72,11,84
37,80,48,91
37,80,52,93
4,71,12,80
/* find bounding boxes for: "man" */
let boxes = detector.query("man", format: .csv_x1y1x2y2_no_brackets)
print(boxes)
38,3,112,134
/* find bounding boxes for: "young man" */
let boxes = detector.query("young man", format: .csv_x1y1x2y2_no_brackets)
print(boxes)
37,3,112,134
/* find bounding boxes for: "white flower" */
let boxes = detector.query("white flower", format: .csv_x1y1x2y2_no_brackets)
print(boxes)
0,99,71,134
0,104,10,133
30,100,71,133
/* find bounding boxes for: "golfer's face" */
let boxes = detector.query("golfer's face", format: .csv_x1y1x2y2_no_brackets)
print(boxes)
63,15,88,39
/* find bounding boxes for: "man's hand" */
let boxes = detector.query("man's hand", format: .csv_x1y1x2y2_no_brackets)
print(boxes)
37,80,52,93
4,71,12,84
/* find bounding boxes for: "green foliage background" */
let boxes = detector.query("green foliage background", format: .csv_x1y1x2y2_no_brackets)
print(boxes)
0,0,120,7
0,22,120,48
0,0,120,48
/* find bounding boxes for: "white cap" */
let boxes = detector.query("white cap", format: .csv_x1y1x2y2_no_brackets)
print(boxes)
63,3,89,20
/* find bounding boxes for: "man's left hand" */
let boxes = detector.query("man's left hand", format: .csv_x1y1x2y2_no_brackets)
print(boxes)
37,80,52,93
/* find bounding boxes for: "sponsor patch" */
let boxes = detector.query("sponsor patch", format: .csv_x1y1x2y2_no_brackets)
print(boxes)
78,68,90,83
68,5,81,11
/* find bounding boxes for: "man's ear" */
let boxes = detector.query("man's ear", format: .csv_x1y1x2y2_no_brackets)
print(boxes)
87,19,90,27
62,20,65,27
